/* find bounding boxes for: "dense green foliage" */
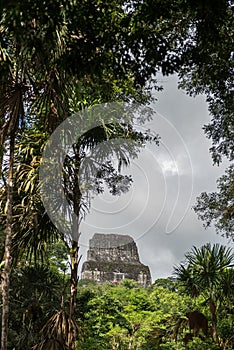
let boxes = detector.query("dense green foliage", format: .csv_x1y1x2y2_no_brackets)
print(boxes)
194,165,234,240
4,259,234,349
174,243,234,343
0,0,233,158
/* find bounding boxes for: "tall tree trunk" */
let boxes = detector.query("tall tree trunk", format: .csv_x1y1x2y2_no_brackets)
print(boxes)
67,239,80,349
69,239,79,320
209,299,218,342
1,132,15,350
68,146,82,349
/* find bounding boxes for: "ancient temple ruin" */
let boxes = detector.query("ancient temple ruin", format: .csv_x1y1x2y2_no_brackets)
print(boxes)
81,233,151,286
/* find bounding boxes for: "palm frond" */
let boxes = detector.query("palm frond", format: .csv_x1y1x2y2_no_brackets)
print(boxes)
33,310,79,350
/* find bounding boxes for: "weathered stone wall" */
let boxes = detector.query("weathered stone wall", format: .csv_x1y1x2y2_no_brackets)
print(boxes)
87,233,140,263
81,233,151,286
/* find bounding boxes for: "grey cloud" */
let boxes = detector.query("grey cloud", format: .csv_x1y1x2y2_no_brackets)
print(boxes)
78,74,229,282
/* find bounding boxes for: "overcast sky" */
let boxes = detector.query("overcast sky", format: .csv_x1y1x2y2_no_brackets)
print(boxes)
78,74,230,282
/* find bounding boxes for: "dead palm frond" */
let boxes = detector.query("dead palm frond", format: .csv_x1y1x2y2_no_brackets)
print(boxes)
33,310,79,350
32,339,67,350
0,81,27,141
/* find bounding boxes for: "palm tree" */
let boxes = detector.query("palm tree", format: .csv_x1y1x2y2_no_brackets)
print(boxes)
0,44,28,350
0,16,68,349
1,8,155,344
8,105,155,348
174,243,234,342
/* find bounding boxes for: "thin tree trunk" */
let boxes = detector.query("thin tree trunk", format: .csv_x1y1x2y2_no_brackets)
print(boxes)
67,238,80,349
70,239,79,319
68,145,82,349
1,132,15,350
209,299,218,342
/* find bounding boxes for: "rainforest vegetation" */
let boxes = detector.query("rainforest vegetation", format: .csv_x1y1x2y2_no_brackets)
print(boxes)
0,0,233,348
2,241,234,349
